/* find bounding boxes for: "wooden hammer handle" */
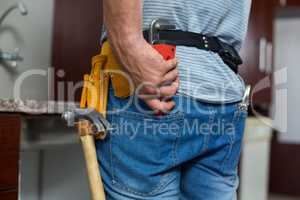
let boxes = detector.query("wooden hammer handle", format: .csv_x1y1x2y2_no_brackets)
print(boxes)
79,121,106,200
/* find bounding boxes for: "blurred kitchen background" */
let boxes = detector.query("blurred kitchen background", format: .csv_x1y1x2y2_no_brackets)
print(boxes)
0,0,299,200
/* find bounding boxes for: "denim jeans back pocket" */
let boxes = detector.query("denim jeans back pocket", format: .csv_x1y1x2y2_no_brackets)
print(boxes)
109,109,183,196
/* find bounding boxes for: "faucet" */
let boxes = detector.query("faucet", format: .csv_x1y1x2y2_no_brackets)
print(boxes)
0,48,23,67
0,1,28,26
0,1,28,67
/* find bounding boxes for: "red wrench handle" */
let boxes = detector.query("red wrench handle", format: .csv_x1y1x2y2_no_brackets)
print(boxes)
152,44,176,60
152,44,176,115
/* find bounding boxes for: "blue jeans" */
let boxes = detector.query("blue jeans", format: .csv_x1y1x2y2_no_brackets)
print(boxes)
96,88,247,200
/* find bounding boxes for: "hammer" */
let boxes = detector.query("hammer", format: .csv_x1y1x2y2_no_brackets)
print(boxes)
62,108,111,200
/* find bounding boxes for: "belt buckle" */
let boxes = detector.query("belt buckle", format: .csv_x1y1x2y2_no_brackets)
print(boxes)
149,19,176,44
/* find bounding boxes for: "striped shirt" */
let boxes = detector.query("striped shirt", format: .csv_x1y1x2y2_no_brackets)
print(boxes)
103,0,252,103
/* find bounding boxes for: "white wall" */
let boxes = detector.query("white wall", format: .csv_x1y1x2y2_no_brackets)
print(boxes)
0,0,53,101
274,10,300,143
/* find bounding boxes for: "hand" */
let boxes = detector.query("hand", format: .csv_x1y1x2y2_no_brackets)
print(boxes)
118,38,179,112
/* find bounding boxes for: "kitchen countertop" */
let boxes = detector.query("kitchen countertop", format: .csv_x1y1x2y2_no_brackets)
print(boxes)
0,99,78,114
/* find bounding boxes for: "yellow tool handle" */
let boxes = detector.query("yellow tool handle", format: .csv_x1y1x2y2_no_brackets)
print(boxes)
79,121,106,200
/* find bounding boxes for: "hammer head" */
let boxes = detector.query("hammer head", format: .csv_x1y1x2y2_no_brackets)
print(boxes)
62,108,112,134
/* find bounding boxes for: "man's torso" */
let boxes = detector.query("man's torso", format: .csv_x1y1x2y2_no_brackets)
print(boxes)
101,0,252,103
142,0,252,103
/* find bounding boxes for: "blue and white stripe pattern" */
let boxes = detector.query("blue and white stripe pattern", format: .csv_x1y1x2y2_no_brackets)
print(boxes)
142,0,252,103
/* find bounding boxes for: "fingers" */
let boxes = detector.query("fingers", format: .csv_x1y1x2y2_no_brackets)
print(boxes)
136,82,160,97
145,98,175,113
159,100,176,112
162,58,178,73
137,58,178,89
162,67,179,84
139,83,177,113
136,57,179,113
139,75,179,100
159,78,179,98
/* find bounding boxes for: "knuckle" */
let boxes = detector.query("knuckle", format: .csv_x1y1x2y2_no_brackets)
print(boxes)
173,70,178,77
153,77,163,85
171,87,177,93
174,83,179,89
173,59,178,66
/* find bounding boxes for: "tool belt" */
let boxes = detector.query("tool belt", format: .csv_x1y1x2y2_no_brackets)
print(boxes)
80,41,131,139
80,41,131,110
143,30,242,73
80,19,243,139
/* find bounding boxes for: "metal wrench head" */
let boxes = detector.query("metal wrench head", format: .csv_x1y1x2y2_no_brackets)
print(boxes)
149,18,176,44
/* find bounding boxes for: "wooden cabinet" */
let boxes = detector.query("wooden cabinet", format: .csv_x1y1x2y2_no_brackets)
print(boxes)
288,0,300,6
276,0,300,7
52,0,103,102
0,152,19,190
0,115,21,199
0,189,18,200
239,0,274,107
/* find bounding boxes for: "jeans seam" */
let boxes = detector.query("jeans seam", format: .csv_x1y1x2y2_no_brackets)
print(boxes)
202,105,215,152
172,138,177,167
221,105,240,172
109,117,116,184
172,137,180,167
171,118,183,167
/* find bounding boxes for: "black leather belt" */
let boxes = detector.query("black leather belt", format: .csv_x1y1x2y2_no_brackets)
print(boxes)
143,30,242,73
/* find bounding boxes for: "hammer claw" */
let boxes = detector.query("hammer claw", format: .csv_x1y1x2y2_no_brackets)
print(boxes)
62,108,111,135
